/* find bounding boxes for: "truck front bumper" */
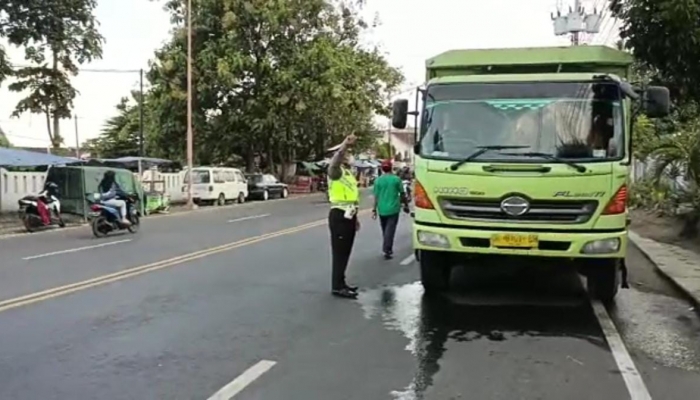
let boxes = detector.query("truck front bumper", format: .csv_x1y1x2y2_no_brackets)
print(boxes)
413,222,627,259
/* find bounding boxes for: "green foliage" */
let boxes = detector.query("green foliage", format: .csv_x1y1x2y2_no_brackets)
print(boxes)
83,93,149,158
0,131,11,147
611,0,700,103
632,114,660,161
373,142,396,160
4,0,104,148
93,0,402,172
632,101,700,224
628,178,677,213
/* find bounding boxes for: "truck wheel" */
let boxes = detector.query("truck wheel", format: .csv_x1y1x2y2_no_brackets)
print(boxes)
587,259,621,304
419,250,451,294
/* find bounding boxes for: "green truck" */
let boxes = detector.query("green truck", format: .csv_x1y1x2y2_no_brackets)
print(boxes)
391,46,670,302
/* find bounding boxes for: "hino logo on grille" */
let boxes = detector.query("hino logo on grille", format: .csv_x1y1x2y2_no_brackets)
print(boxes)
500,196,530,216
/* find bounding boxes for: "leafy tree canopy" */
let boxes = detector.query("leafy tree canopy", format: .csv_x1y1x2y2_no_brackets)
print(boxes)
611,0,700,103
96,0,402,174
2,0,104,148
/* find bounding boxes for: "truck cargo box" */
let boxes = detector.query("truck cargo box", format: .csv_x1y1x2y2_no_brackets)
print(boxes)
426,45,633,81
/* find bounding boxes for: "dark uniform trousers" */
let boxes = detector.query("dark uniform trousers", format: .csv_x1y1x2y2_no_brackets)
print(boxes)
328,208,357,290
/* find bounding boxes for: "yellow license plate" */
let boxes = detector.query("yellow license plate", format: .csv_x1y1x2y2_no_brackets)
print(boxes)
491,233,538,248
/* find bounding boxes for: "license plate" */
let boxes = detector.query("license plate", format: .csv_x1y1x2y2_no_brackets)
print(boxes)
89,212,100,217
491,233,538,248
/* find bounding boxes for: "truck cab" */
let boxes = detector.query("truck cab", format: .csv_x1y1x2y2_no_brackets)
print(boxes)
392,46,670,303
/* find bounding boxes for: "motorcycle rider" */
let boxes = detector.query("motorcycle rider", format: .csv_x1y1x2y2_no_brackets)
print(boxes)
37,181,60,225
98,170,131,226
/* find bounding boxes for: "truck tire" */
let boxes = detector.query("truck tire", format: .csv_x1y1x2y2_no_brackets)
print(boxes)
587,259,621,304
419,250,451,294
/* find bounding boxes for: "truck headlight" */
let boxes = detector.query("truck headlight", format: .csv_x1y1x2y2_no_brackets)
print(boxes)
581,238,620,254
417,230,450,249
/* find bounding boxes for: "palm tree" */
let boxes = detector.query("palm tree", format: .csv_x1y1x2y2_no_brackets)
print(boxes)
650,118,700,237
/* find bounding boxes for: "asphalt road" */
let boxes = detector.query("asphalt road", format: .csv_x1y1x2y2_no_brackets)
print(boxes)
0,193,699,399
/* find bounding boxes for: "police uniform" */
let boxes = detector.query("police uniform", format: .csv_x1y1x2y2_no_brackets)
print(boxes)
328,167,360,292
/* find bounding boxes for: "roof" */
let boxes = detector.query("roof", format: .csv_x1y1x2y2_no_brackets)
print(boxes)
426,46,633,69
427,72,622,85
0,147,81,167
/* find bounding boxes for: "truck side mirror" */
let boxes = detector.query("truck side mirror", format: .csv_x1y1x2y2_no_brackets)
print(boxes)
644,86,670,119
392,99,409,129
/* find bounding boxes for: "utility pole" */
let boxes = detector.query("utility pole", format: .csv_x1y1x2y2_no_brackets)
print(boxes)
138,68,145,179
73,114,80,159
139,68,144,158
186,0,194,209
552,0,602,45
572,0,580,45
386,93,393,161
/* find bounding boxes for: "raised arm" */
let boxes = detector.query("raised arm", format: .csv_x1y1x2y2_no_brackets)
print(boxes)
328,134,356,180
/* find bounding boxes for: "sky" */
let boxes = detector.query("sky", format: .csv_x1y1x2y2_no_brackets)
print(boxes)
0,0,620,148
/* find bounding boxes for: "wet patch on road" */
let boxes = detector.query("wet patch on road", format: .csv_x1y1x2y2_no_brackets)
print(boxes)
356,265,609,400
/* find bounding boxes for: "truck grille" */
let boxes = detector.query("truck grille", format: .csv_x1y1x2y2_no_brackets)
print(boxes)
440,197,598,224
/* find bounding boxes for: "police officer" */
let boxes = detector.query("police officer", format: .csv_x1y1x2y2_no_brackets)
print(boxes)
328,134,360,299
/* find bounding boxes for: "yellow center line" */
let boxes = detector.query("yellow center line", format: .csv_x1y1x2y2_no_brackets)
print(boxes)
0,209,370,314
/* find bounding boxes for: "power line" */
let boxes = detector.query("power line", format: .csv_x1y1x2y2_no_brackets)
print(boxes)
3,132,50,143
10,64,141,73
601,19,620,46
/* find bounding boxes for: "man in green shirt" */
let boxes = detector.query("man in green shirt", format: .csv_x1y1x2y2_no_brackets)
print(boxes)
372,160,409,259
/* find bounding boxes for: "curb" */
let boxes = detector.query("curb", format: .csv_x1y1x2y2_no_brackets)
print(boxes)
629,231,700,309
0,192,324,240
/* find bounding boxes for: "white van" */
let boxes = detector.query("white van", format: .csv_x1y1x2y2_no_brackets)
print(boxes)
182,167,248,205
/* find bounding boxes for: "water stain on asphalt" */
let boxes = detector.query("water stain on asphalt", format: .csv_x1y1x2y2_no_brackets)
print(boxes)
357,274,605,400
610,288,700,372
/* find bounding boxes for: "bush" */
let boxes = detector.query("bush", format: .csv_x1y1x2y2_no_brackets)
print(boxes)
629,178,678,214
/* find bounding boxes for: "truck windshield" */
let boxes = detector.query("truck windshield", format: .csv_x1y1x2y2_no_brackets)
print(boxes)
420,82,624,162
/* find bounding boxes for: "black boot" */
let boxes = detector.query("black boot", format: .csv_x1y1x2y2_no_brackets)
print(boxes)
332,288,358,299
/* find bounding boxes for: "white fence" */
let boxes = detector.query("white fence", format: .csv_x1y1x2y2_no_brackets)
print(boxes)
0,168,186,212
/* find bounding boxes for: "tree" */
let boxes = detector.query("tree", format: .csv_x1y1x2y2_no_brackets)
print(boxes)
373,141,396,160
611,0,700,103
7,0,104,148
83,93,147,158
0,129,11,147
142,0,402,173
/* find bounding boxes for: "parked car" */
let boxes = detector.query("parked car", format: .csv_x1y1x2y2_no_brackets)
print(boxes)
182,167,248,205
245,173,289,201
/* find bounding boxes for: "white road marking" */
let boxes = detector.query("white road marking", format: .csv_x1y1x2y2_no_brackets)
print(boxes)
590,299,652,400
400,254,416,265
206,360,277,399
227,214,270,223
22,239,132,260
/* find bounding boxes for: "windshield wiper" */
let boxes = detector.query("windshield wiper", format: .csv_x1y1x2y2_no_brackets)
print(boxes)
449,145,529,171
498,152,587,173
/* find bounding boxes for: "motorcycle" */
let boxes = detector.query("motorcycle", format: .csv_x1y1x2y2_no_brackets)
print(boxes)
402,179,412,203
87,193,141,237
17,182,65,232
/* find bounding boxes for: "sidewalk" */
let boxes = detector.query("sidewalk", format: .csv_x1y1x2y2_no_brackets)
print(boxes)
629,231,700,307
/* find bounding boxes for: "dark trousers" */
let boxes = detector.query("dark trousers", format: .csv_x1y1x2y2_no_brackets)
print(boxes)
379,213,400,255
329,208,357,290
